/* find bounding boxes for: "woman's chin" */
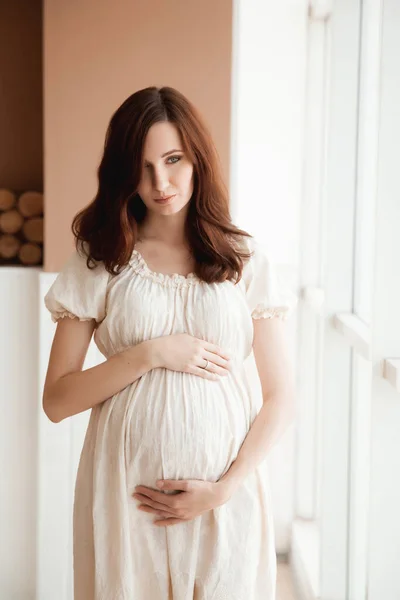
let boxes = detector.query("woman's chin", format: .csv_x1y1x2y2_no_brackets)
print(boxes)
147,196,192,216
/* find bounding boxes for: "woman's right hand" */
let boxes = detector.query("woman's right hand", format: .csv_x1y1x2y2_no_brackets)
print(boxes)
150,333,232,380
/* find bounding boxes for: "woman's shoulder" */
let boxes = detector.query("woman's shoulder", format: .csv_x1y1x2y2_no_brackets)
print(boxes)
236,234,271,272
62,242,110,278
44,242,111,323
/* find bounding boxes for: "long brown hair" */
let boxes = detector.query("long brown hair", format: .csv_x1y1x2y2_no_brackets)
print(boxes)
72,86,252,283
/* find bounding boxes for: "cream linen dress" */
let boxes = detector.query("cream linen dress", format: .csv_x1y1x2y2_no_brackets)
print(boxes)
44,235,294,600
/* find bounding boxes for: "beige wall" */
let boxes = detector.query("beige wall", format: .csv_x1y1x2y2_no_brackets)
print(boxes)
0,0,43,192
44,0,233,271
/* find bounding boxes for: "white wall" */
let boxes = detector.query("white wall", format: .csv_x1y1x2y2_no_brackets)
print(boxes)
231,0,307,552
0,269,103,599
0,269,39,599
231,0,307,265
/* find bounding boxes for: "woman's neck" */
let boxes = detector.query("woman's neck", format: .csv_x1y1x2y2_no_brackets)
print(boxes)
137,215,188,248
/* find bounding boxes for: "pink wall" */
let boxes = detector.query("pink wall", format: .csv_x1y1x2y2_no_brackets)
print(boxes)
43,0,233,271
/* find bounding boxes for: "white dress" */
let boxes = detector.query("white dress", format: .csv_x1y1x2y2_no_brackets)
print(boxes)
44,236,294,600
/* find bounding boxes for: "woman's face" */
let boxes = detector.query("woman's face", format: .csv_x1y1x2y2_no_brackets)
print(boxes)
137,121,194,216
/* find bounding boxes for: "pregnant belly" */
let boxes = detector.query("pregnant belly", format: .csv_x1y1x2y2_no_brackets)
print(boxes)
124,368,251,486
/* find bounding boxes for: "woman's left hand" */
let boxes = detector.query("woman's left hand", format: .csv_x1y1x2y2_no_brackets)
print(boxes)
132,479,232,526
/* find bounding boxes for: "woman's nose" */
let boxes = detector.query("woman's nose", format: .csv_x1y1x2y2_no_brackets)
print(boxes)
153,167,169,193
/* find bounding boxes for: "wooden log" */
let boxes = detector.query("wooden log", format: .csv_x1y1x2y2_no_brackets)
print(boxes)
19,242,42,265
18,191,43,217
0,209,24,234
0,234,21,258
23,217,44,243
0,189,16,211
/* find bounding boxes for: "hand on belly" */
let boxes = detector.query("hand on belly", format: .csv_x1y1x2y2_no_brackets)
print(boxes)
132,477,232,527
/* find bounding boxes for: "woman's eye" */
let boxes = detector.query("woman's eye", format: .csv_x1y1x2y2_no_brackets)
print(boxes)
144,156,182,169
167,156,182,164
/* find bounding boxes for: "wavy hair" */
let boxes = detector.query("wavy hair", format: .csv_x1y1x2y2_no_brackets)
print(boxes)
72,86,252,283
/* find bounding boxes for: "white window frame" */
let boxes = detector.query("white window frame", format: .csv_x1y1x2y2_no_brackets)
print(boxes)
293,1,369,599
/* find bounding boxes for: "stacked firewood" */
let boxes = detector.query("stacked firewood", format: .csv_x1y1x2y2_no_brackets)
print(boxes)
0,189,44,266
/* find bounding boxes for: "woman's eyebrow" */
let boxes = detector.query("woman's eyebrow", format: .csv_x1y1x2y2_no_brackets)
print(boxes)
161,148,182,157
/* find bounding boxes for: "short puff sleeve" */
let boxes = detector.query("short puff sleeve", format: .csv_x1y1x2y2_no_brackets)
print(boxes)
44,246,110,324
242,237,297,320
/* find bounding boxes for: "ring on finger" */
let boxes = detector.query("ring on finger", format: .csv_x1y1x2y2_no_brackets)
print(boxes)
202,359,209,370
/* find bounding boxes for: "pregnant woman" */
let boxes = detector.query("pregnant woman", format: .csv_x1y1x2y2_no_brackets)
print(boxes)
43,86,296,600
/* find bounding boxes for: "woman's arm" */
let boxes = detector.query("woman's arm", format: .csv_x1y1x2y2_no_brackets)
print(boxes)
219,317,296,492
43,317,157,423
43,319,231,424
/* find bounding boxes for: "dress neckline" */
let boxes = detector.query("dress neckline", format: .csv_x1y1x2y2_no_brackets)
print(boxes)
129,248,200,287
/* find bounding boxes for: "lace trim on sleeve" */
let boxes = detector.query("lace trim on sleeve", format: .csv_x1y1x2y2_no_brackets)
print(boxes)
50,311,94,324
251,303,291,321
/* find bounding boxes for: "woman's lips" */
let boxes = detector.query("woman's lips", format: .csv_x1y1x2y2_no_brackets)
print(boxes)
154,195,176,204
